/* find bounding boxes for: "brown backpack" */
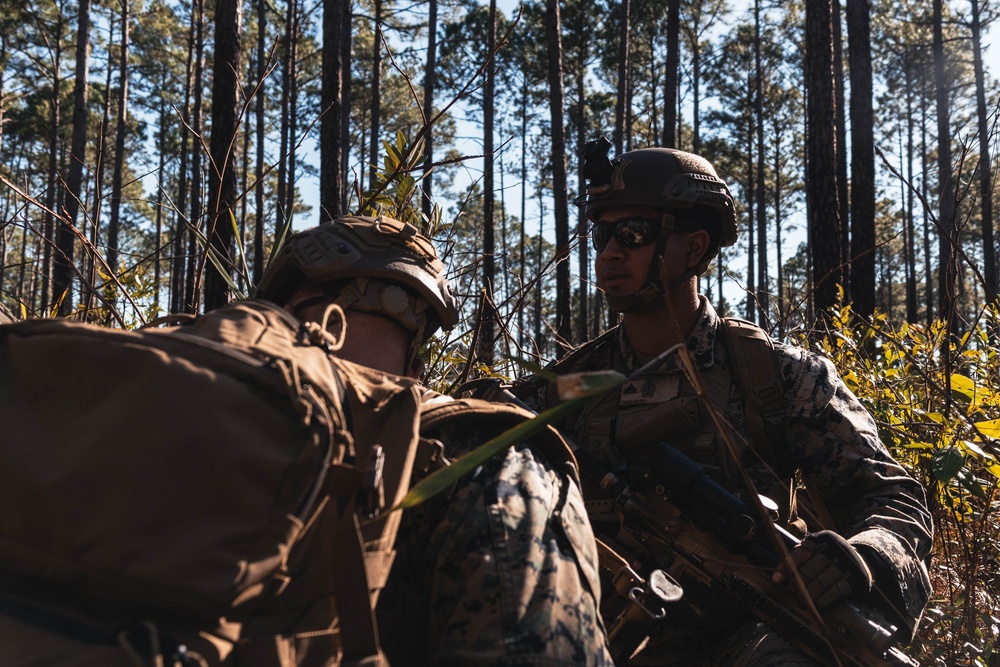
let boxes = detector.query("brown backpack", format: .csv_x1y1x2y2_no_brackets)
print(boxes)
0,300,423,667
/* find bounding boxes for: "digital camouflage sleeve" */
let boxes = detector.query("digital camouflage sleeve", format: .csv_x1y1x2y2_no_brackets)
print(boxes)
777,341,933,634
512,298,932,645
376,400,614,667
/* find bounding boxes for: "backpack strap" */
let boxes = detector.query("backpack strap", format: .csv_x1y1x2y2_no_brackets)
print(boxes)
335,361,425,665
721,318,786,470
722,318,841,533
240,360,423,667
419,397,577,477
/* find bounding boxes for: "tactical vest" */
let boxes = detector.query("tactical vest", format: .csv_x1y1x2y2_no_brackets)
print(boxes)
541,318,795,526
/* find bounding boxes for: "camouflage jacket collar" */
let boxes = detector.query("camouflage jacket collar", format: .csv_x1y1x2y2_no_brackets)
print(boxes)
614,295,722,373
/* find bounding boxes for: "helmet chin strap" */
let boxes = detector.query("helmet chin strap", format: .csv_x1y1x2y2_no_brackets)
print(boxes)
605,230,696,313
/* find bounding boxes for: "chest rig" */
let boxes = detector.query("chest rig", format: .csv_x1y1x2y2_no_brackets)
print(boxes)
555,318,793,525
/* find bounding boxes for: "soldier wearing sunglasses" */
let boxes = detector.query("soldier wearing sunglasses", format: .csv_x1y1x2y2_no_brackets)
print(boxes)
510,139,932,666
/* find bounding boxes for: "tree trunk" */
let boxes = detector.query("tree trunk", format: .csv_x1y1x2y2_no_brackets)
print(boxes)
275,0,293,235
920,78,933,328
54,0,91,317
286,5,299,227
613,0,629,155
478,0,497,366
0,36,6,157
832,0,850,289
106,0,130,310
545,0,572,351
753,0,768,323
154,96,167,311
340,1,352,193
846,0,875,317
519,69,528,349
253,0,267,282
773,120,785,335
691,31,701,154
575,70,589,343
662,0,679,148
321,0,347,223
185,0,207,312
904,62,917,323
85,19,115,319
421,0,437,223
971,0,997,302
744,125,755,322
933,0,957,326
535,195,544,357
367,0,383,191
239,54,252,292
42,7,65,314
170,3,196,314
681,1,726,156
204,0,243,311
805,0,844,324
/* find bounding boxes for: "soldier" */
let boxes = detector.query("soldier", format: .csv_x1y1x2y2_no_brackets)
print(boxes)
510,140,933,666
256,215,614,666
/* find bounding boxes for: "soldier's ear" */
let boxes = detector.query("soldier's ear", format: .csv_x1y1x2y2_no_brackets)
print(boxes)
686,230,711,269
406,355,425,380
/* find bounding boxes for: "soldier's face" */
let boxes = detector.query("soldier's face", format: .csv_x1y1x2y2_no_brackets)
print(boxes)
594,206,660,297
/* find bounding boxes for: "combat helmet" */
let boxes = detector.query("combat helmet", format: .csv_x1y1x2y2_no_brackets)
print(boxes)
256,215,459,360
577,137,738,311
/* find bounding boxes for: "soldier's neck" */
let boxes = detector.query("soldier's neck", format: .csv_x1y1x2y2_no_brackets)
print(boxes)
621,290,700,357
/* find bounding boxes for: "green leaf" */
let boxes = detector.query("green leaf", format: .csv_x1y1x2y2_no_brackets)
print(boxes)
506,356,560,383
398,175,415,199
931,445,965,482
388,370,626,513
228,209,252,289
957,470,988,501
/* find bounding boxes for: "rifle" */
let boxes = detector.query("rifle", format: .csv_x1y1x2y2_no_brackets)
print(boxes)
456,377,919,667
575,443,920,667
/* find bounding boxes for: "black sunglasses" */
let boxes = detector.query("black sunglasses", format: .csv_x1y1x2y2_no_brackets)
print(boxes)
590,217,661,251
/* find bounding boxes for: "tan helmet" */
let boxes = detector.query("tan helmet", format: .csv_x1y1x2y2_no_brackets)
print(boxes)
577,138,739,311
579,138,738,248
256,215,459,343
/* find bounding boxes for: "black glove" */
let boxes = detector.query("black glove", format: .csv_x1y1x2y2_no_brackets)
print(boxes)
795,530,873,608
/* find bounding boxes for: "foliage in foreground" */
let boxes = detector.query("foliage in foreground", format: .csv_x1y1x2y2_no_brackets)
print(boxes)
791,301,1000,666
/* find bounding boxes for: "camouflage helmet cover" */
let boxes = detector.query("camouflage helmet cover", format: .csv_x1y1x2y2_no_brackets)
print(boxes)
579,138,738,248
256,215,459,331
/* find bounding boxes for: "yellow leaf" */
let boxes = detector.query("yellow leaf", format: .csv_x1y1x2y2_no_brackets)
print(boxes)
974,418,1000,439
949,374,978,402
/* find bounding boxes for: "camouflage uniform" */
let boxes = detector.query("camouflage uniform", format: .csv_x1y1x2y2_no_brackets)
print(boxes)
257,216,613,665
376,393,615,667
513,297,933,666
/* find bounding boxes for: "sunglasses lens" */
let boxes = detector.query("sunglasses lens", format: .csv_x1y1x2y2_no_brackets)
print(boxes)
592,224,611,250
618,219,656,246
591,218,659,251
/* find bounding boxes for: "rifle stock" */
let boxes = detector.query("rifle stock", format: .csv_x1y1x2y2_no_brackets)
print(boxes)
576,444,919,667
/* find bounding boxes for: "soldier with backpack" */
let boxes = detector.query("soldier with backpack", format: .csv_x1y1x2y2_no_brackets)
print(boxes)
509,139,933,666
255,215,614,666
0,214,609,667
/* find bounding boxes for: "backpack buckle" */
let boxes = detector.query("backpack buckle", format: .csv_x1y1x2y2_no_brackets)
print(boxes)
360,445,385,519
